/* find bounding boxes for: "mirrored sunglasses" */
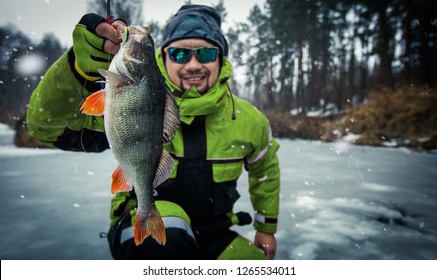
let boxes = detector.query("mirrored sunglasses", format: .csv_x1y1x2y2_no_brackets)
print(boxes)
164,47,218,64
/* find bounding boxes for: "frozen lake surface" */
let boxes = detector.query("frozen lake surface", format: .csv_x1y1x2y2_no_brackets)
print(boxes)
0,124,436,259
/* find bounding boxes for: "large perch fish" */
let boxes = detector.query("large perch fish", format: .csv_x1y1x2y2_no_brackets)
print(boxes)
81,25,179,246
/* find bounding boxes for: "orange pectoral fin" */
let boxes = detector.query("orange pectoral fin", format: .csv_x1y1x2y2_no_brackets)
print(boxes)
111,166,133,194
80,89,106,116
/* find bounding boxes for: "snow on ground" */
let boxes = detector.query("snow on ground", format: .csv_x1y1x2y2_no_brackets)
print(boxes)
0,123,436,259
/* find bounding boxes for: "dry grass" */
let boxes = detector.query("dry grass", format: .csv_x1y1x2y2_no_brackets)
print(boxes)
265,108,334,140
264,86,437,151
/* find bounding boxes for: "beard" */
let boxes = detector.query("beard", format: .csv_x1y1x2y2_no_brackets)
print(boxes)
179,70,211,95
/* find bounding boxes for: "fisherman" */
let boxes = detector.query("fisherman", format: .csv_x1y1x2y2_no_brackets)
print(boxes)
26,5,280,260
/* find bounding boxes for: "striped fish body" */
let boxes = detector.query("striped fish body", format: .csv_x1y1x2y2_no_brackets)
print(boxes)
81,25,179,246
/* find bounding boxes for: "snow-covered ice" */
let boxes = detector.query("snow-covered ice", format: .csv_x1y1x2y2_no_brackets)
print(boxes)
0,123,436,259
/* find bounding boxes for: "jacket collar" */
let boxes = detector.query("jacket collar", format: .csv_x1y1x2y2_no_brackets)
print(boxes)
156,48,233,124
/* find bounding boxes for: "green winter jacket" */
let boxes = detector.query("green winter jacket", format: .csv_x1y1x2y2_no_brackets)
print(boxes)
158,49,280,233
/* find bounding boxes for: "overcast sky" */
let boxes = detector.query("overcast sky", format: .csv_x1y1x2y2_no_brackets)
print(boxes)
0,0,265,46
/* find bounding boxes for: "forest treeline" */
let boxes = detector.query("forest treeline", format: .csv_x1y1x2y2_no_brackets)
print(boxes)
226,0,436,113
0,0,436,149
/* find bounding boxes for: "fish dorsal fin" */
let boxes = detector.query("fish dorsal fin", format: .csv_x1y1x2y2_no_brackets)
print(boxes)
153,150,174,188
111,166,133,194
80,89,106,116
98,69,131,87
162,89,180,143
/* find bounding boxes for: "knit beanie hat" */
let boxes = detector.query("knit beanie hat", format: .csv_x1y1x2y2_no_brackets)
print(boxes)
161,5,229,58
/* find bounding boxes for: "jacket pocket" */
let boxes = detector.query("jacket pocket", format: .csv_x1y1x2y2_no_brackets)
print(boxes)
211,160,244,183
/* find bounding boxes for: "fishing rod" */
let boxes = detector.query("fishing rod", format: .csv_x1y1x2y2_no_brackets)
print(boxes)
106,0,113,24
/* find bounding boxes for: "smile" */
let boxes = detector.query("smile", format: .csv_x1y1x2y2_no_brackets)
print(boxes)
184,76,205,81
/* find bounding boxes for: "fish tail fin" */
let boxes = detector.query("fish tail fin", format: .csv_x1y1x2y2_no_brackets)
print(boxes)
80,89,106,116
134,206,166,246
111,166,133,193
